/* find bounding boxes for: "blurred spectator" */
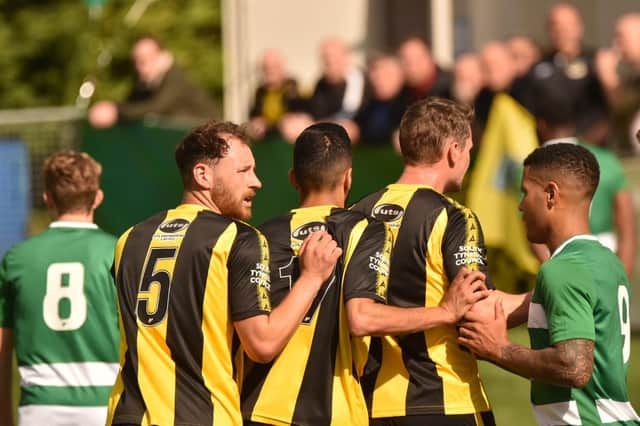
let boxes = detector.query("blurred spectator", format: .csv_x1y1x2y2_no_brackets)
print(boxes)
89,36,216,128
475,41,519,127
280,37,365,142
596,13,640,154
507,36,541,78
448,53,485,106
525,3,607,135
351,53,405,146
535,94,636,277
396,35,451,105
248,49,299,139
306,37,366,120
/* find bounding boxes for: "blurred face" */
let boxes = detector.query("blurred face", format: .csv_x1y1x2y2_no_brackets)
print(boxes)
369,57,404,100
261,49,286,87
508,37,541,76
481,43,516,92
398,39,434,87
132,39,164,83
321,40,349,84
453,54,484,102
615,16,640,64
210,136,262,220
548,5,583,56
519,167,550,244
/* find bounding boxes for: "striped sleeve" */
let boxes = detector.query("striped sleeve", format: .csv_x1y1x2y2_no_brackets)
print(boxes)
442,206,494,289
342,219,392,303
228,223,272,321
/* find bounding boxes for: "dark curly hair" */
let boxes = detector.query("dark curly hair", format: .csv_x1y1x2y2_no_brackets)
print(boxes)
175,121,249,186
524,143,600,198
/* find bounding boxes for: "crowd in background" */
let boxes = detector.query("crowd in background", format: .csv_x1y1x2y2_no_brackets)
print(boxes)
248,4,640,157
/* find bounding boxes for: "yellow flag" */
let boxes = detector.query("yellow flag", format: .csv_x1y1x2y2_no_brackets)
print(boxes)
467,94,539,274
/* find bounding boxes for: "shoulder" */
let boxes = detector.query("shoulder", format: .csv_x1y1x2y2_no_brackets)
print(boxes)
349,189,387,214
538,251,592,292
258,213,292,238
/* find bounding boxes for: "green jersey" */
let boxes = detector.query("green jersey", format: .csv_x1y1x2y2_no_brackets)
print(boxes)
528,235,639,425
0,222,119,425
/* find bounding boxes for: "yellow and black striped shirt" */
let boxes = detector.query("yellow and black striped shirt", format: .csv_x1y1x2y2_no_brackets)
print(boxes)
241,205,391,426
351,184,493,419
107,204,271,426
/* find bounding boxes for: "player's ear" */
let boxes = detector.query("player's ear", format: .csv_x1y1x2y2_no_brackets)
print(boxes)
288,168,299,191
343,167,353,194
446,139,460,167
92,189,104,210
192,162,212,189
545,181,559,207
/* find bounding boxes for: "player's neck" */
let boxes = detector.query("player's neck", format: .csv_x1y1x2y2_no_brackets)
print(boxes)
396,163,449,193
55,211,95,223
546,212,591,254
299,191,344,209
181,190,223,214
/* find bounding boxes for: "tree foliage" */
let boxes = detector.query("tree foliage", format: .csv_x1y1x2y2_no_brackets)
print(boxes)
0,0,223,109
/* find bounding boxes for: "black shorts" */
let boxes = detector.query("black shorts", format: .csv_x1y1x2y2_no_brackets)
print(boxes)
370,411,496,426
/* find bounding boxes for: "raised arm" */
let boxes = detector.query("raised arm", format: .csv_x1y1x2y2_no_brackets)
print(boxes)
234,231,341,363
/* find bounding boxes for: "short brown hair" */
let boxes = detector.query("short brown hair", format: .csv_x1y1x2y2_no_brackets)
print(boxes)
175,121,249,187
399,97,473,165
42,150,102,214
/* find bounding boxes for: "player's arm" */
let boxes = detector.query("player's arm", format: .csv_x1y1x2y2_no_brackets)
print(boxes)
614,189,636,278
234,231,341,363
458,300,594,388
344,219,490,336
0,328,14,426
467,289,532,329
348,269,489,336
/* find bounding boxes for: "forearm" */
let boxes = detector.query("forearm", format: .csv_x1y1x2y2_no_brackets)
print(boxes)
236,273,323,363
493,339,593,388
493,290,532,328
347,298,455,337
0,328,14,426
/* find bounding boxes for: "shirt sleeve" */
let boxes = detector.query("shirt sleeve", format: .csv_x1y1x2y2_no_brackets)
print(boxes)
0,253,15,328
441,206,494,289
343,219,393,303
539,266,596,344
227,224,272,321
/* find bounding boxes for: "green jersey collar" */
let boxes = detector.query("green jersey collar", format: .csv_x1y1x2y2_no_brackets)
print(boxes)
550,234,599,259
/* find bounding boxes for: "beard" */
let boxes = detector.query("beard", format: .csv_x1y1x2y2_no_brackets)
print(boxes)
211,180,255,221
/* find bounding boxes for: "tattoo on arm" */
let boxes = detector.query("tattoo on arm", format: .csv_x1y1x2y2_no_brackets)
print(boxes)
498,339,594,388
555,339,594,387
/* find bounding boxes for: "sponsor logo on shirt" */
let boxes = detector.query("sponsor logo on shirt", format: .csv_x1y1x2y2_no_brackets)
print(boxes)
291,221,326,240
158,218,190,233
453,245,486,266
372,203,404,222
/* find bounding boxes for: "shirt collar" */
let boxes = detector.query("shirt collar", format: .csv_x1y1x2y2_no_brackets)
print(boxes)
550,234,599,259
49,221,98,229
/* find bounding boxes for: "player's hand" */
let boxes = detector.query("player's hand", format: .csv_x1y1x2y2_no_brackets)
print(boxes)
458,297,509,362
439,267,490,325
298,231,342,287
88,101,119,128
